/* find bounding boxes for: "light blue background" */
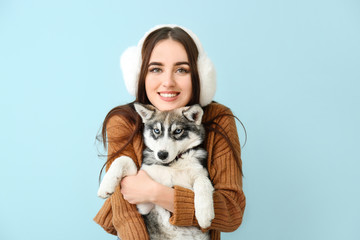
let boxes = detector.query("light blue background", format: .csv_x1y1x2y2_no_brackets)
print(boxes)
1,0,359,239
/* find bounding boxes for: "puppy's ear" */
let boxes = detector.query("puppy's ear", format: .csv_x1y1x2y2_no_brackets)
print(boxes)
182,104,204,125
134,103,156,123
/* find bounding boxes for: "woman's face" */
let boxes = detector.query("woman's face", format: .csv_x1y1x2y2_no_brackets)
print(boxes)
145,39,192,111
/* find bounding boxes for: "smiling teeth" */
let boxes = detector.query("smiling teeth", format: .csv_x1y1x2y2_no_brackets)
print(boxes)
160,93,178,98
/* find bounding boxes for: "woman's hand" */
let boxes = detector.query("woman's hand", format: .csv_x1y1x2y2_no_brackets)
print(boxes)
120,170,175,212
120,170,157,204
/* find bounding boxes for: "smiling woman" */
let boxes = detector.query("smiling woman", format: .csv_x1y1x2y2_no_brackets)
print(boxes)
133,26,206,109
94,25,245,240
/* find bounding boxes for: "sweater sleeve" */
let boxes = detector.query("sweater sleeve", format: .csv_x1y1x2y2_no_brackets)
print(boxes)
169,106,246,232
94,115,150,240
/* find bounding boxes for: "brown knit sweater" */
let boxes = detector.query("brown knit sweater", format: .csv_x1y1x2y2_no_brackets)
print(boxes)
94,102,246,239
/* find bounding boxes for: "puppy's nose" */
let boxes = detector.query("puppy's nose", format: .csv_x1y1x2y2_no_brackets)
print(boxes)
157,151,169,160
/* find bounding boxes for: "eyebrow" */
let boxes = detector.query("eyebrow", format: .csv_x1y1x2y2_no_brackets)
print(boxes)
148,61,190,67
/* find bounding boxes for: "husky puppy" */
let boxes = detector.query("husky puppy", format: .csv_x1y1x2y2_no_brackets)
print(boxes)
98,103,215,240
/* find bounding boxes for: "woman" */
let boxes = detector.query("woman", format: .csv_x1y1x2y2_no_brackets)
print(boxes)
94,24,246,240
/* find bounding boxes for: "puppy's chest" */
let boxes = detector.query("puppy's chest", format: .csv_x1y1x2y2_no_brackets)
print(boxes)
141,159,200,189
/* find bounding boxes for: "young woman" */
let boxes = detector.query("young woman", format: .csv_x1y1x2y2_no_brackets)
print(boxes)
94,25,246,240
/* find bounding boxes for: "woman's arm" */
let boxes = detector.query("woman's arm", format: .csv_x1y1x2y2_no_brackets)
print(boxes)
94,115,150,240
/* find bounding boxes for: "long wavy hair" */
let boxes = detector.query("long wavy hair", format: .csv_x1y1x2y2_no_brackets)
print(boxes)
98,27,244,181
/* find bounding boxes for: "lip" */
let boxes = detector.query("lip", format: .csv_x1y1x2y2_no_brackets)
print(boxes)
158,91,180,102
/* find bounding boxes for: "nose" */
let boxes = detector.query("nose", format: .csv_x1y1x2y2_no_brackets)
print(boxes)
161,71,176,88
157,151,169,160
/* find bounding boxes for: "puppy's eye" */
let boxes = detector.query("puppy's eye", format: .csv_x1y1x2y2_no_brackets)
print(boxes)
174,129,183,134
153,128,160,134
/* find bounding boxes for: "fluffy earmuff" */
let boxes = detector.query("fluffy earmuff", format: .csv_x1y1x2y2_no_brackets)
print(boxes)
120,24,216,107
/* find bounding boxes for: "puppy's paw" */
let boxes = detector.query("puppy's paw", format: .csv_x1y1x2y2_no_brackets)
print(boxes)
97,189,114,199
137,203,154,215
97,175,120,199
97,156,137,199
195,202,215,228
193,177,215,228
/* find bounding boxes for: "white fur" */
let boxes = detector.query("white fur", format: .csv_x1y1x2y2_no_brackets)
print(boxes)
194,174,215,228
120,24,216,107
97,156,137,198
138,148,214,239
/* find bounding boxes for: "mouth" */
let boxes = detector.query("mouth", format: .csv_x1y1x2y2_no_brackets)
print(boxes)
156,157,176,166
158,91,180,101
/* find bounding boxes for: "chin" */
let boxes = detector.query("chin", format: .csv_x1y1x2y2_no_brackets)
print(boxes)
151,98,190,111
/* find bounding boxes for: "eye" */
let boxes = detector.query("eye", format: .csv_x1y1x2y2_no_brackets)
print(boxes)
149,67,162,73
174,129,183,134
176,68,190,74
153,128,161,134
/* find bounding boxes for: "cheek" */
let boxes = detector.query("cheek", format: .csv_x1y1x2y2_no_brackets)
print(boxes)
183,77,193,95
145,77,155,94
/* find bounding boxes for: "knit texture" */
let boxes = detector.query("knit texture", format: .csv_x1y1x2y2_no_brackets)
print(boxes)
94,102,246,239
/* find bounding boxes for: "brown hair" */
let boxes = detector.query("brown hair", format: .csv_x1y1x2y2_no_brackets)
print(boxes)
98,27,244,181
